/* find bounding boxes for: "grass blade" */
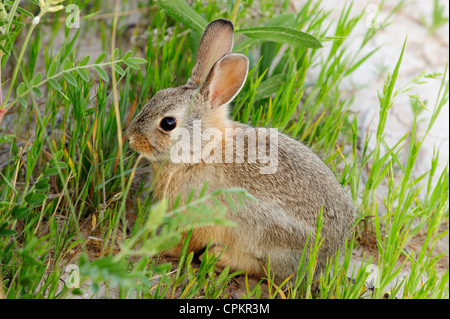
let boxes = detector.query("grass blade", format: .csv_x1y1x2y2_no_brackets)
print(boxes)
236,26,322,48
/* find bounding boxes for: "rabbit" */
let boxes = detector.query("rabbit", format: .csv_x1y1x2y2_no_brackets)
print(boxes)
126,18,355,283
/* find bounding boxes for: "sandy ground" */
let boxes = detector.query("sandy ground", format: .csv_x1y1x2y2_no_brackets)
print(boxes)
301,0,449,192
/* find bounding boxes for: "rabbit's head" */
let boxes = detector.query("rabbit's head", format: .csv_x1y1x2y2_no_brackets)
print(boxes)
127,19,249,162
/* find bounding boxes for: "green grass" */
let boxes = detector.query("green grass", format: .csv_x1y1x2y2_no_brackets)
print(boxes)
420,0,449,35
0,0,448,299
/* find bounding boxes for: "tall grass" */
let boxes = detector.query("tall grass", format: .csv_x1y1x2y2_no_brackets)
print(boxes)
0,0,448,299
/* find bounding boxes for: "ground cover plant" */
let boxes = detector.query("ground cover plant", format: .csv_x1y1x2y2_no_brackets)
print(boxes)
0,0,448,299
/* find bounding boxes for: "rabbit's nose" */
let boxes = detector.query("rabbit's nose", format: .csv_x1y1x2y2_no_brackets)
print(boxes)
125,124,138,141
128,133,153,155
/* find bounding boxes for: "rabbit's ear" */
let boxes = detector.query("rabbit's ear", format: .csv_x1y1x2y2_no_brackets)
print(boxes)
200,53,249,108
190,19,234,86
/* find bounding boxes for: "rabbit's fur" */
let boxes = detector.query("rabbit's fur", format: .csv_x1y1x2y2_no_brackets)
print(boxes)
127,19,355,282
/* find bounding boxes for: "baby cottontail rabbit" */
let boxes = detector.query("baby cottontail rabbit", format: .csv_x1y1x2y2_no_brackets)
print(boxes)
127,19,355,282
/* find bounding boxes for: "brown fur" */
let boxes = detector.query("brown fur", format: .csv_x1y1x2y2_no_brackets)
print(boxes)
127,19,355,283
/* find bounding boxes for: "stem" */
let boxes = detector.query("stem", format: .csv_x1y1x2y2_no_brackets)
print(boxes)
5,60,125,110
230,0,241,25
0,62,3,105
4,12,42,104
111,0,124,189
5,0,21,38
107,0,126,253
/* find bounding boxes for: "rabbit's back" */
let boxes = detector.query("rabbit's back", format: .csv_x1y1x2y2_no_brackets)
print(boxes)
214,123,355,274
220,123,354,230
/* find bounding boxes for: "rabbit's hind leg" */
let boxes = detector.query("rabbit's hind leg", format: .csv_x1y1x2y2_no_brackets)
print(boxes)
205,245,266,278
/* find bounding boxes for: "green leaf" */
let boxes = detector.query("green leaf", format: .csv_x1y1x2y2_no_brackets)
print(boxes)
31,72,42,86
16,6,34,17
48,79,62,91
94,66,109,82
44,167,58,176
122,50,132,61
145,198,168,231
0,42,10,56
51,161,67,169
17,82,26,95
0,229,17,237
11,20,25,27
35,177,50,191
264,13,296,27
76,68,90,82
112,63,125,76
233,37,264,53
50,217,57,236
259,41,277,78
234,13,297,52
51,150,64,161
18,97,28,108
236,26,322,49
32,87,43,97
125,57,147,65
156,0,208,34
48,60,58,77
216,266,231,285
62,72,77,86
78,54,91,66
255,74,286,100
94,51,106,64
122,60,140,70
62,58,72,70
12,206,32,219
24,192,46,205
112,47,119,59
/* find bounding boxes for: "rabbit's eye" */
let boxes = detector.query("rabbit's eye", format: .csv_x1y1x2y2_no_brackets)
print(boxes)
160,117,177,131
